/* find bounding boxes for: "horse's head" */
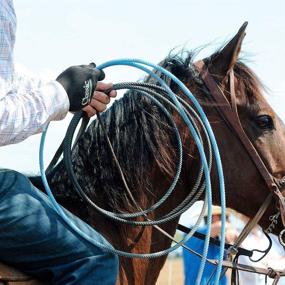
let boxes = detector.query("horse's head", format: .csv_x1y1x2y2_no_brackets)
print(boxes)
178,23,285,234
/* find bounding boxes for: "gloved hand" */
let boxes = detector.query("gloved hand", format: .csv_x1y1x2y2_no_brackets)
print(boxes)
56,63,105,112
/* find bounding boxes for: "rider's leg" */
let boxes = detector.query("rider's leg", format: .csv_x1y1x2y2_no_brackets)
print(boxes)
0,169,119,285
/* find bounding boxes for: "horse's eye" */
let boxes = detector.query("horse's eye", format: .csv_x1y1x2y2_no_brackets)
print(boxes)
256,115,274,130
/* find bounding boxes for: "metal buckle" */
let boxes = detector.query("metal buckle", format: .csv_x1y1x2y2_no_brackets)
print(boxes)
227,245,238,256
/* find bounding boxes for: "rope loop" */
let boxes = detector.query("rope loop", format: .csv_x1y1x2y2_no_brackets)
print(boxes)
40,58,226,285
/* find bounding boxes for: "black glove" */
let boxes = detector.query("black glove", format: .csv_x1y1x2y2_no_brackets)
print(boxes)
56,63,105,112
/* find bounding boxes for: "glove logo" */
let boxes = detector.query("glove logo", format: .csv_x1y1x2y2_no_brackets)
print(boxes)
82,80,93,106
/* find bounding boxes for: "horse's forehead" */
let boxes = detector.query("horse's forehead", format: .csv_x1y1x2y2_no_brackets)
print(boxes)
238,82,274,115
250,91,269,105
252,93,275,114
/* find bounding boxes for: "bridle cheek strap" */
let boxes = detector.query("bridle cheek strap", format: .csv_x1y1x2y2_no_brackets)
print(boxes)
194,60,285,227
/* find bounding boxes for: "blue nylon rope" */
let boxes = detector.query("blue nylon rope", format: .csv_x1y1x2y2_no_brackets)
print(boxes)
40,58,226,285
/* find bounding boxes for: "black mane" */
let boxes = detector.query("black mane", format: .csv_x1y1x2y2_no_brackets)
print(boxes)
49,52,197,212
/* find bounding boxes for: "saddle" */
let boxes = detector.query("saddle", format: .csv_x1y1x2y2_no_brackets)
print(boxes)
0,263,45,285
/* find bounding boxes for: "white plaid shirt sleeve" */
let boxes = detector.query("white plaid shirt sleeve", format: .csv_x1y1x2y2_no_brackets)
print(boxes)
0,0,70,146
0,79,69,146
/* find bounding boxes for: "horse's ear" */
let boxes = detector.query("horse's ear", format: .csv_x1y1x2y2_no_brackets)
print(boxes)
206,22,248,82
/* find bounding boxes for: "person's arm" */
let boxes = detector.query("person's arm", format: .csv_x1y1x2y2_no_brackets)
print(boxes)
0,1,115,146
0,0,66,146
0,74,117,147
0,80,69,146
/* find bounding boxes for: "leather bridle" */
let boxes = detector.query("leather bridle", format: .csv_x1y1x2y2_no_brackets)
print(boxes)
195,60,285,241
194,60,285,283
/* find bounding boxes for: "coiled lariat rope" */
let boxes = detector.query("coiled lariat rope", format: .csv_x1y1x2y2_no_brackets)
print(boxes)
40,59,226,285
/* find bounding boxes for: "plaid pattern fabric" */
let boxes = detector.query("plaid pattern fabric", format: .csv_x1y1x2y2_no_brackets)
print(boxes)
0,0,16,81
0,0,69,146
0,79,69,146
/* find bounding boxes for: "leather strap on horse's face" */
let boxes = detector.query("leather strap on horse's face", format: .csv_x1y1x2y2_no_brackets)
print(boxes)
194,60,285,227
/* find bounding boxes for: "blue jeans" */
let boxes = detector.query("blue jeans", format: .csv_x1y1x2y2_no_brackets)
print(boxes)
0,169,119,285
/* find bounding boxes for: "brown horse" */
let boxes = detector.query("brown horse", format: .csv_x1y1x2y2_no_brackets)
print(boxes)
26,23,285,285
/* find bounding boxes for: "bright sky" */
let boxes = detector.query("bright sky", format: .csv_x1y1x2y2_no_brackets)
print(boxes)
1,0,285,175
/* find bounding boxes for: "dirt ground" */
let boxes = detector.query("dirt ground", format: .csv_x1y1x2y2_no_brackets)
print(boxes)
156,258,184,285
